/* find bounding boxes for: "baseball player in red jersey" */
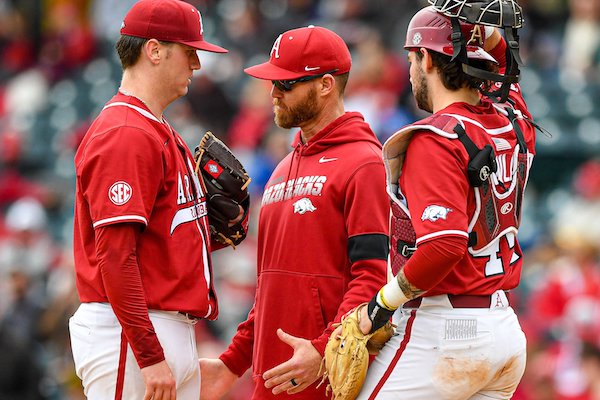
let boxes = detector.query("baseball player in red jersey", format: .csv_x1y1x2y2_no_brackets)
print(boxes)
199,26,389,399
352,3,536,399
69,1,229,399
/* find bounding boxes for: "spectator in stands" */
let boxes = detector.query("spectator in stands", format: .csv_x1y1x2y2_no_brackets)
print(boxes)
0,320,45,400
560,0,600,79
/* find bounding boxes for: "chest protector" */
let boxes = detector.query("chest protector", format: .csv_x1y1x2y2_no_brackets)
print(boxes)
383,110,531,275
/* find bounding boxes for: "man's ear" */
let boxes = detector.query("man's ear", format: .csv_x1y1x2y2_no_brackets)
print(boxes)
144,39,162,64
319,74,336,96
420,48,434,72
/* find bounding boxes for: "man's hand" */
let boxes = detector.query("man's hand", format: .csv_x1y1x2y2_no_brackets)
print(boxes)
332,306,373,337
141,360,176,400
358,305,372,336
199,358,238,400
263,329,323,395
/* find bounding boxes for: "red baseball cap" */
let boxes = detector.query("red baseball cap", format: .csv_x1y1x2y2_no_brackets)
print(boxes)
120,0,228,53
244,26,351,80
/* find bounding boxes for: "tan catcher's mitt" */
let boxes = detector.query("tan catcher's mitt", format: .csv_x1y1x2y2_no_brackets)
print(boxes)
321,304,395,400
194,132,251,248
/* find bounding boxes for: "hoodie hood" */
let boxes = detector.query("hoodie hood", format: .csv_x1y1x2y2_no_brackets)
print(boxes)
292,112,382,155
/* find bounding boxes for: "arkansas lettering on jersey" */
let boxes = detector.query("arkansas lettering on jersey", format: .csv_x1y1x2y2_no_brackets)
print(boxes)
261,175,326,205
171,163,209,234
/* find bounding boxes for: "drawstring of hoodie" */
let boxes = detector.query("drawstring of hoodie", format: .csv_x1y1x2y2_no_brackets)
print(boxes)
285,141,305,192
285,141,301,189
293,143,303,182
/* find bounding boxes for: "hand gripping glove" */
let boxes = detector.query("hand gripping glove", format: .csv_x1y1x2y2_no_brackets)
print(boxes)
194,132,251,248
320,304,395,400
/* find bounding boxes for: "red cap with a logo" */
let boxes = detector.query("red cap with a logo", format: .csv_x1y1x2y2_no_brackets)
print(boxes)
244,25,351,80
120,0,228,53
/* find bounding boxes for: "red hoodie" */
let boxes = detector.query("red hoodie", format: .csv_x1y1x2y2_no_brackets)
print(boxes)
220,112,390,399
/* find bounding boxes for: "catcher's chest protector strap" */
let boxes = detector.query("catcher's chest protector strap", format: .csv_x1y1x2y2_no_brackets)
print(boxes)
390,201,416,276
384,115,457,275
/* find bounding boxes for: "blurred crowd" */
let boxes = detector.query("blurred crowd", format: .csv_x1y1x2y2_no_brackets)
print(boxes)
0,0,599,399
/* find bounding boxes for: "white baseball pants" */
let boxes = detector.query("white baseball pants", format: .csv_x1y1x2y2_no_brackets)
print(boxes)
358,290,527,400
69,302,200,400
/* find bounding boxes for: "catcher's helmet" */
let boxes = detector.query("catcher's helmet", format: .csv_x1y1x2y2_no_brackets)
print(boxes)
404,6,497,63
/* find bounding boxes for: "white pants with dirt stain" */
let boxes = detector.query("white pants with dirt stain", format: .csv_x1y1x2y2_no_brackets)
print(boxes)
358,290,527,400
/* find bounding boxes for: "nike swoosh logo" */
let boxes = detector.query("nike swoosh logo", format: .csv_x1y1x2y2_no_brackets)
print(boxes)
305,66,320,71
319,156,338,163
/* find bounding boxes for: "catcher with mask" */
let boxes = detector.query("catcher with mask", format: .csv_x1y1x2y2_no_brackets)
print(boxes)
324,1,537,399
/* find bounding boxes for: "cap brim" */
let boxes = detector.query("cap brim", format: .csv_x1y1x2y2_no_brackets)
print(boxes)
244,61,305,80
184,40,228,53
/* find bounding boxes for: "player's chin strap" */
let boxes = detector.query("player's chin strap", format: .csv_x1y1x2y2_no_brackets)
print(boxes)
449,16,522,103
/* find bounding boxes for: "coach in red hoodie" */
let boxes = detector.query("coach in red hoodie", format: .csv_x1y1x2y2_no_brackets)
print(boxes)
199,26,390,399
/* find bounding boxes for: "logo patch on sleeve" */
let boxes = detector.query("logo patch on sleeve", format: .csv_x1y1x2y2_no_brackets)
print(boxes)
421,205,452,222
203,160,223,179
109,181,133,205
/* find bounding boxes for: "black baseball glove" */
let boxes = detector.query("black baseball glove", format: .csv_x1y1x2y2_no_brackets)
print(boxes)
194,132,251,248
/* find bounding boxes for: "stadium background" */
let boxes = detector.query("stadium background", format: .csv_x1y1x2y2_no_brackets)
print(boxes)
0,0,599,398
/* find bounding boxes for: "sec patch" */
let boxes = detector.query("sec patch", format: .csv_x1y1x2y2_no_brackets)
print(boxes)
109,181,132,205
203,160,223,179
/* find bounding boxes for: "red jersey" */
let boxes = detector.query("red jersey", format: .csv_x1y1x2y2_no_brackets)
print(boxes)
220,112,389,399
73,92,218,318
383,39,536,296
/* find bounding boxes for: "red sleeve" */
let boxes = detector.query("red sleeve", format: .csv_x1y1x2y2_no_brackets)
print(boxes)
219,304,255,376
312,162,389,355
488,35,507,74
79,127,164,228
96,223,164,369
403,235,467,291
402,132,470,244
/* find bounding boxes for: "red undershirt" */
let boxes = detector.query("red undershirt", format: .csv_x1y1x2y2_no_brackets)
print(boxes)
95,223,164,368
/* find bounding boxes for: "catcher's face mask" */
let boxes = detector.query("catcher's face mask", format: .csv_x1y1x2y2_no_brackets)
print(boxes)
428,0,523,28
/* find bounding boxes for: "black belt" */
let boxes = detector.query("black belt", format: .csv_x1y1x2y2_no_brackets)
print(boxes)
403,291,510,309
179,312,201,321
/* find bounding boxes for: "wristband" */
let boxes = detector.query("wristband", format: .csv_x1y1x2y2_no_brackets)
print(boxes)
367,293,395,333
381,276,409,309
377,289,395,311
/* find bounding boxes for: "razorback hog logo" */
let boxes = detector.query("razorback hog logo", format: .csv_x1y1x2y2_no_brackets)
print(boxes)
293,198,316,214
421,205,452,222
